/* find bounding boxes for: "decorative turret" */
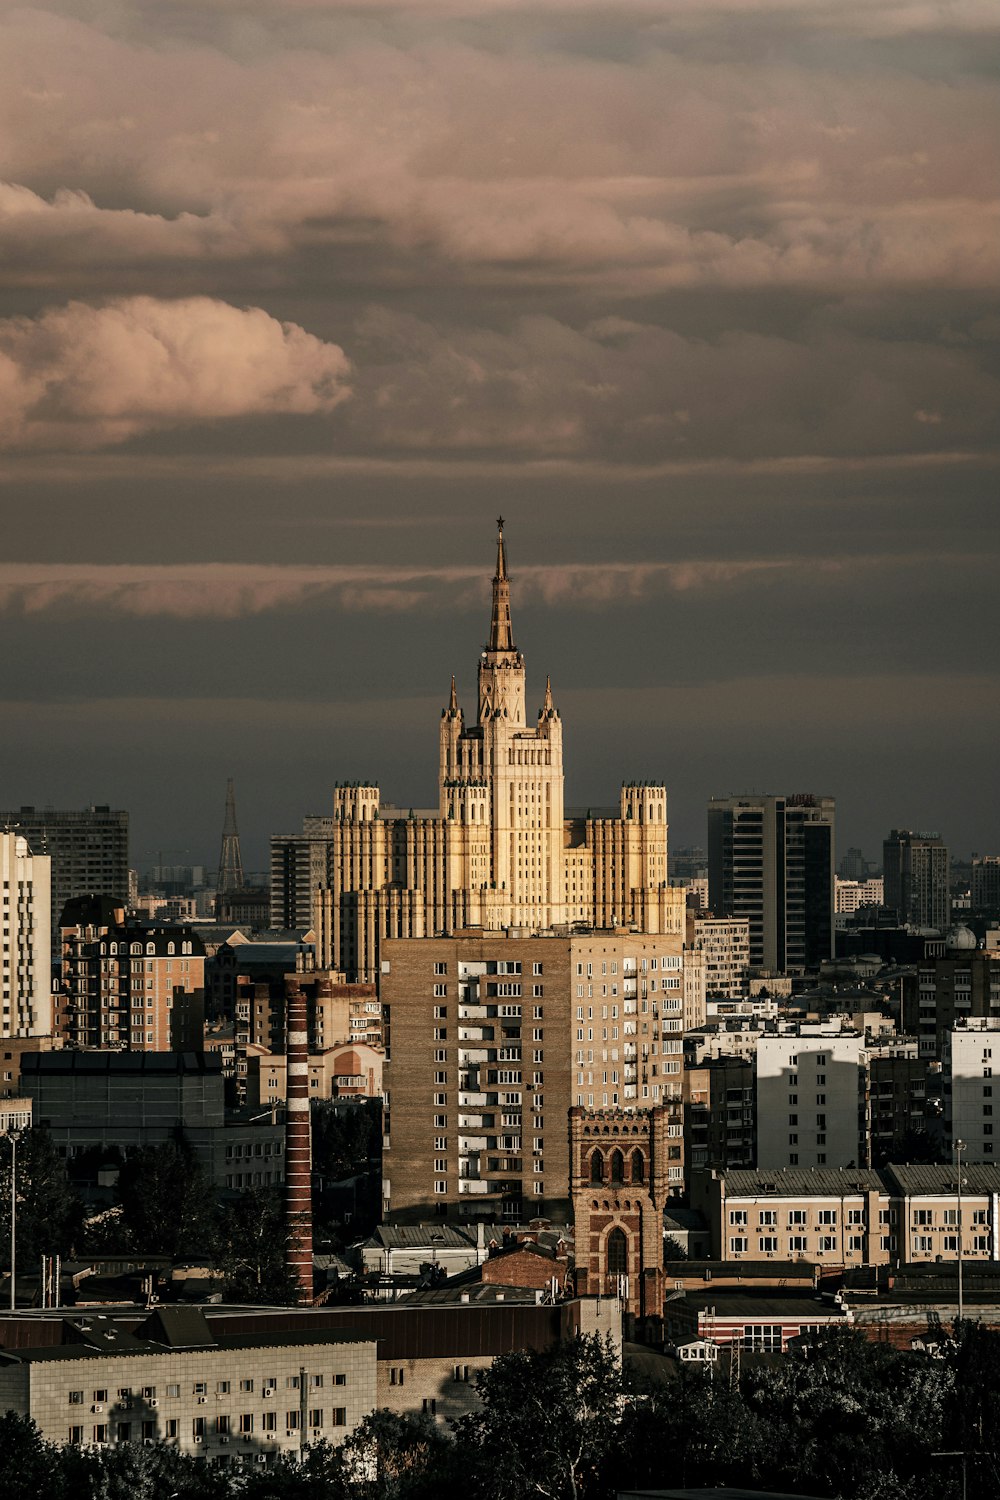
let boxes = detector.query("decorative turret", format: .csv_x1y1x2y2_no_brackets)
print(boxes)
539,673,558,719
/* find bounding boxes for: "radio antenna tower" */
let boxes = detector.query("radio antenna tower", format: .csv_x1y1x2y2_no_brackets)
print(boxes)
217,777,245,894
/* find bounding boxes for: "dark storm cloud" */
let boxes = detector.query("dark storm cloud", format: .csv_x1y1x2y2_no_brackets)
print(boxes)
0,0,997,863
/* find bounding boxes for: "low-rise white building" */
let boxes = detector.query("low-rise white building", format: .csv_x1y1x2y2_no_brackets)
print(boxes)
946,1018,1000,1162
756,1032,865,1169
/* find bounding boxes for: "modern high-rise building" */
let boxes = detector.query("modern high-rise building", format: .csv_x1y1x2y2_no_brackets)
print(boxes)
706,794,835,973
0,805,129,952
972,856,1000,916
272,524,685,982
0,831,52,1036
883,829,950,929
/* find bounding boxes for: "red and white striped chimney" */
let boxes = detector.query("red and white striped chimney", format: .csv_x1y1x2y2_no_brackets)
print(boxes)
284,977,313,1302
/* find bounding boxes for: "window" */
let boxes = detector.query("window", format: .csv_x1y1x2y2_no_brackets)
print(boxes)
389,1368,405,1387
453,1364,470,1382
914,1234,933,1253
286,1411,301,1431
309,1409,324,1428
759,1210,776,1227
434,962,448,975
789,1235,807,1252
239,1379,254,1394
914,1208,933,1226
68,1391,84,1406
730,1236,748,1254
216,1415,230,1435
729,1209,747,1226
240,1414,253,1434
422,1399,437,1416
193,1417,206,1438
789,1210,806,1226
607,1226,628,1274
819,1235,837,1253
818,1210,837,1225
68,1426,84,1444
759,1236,778,1253
262,1412,277,1432
332,1408,347,1427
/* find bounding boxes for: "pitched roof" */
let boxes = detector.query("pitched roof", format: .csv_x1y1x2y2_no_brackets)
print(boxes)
723,1166,885,1198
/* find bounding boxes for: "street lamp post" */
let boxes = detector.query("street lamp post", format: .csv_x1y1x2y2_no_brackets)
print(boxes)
955,1138,965,1327
8,1129,22,1312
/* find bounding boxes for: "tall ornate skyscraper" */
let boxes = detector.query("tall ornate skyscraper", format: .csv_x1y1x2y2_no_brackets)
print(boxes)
272,523,683,982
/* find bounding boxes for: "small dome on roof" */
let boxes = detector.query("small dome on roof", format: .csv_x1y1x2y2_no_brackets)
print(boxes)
946,924,978,951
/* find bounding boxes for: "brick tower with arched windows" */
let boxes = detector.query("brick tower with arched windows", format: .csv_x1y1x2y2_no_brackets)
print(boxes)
569,1104,678,1335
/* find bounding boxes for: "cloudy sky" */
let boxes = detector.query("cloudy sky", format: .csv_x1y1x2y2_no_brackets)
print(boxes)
1,0,998,874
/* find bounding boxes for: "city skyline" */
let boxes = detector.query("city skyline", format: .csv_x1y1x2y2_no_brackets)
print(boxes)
2,1,997,873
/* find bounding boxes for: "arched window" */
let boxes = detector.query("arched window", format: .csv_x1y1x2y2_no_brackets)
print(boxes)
631,1149,645,1184
167,941,175,956
146,942,155,955
610,1149,624,1183
607,1227,628,1276
590,1149,604,1184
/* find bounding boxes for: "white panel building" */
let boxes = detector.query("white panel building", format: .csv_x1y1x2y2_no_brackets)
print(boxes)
1,831,51,1036
756,1032,865,1170
946,1018,1000,1163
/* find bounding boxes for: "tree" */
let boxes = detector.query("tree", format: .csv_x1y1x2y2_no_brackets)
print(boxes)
0,1128,84,1270
217,1185,299,1304
456,1333,622,1500
113,1137,221,1259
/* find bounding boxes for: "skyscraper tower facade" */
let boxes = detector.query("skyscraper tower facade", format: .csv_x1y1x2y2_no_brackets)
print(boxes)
707,793,835,973
272,523,684,982
883,829,950,929
0,805,128,955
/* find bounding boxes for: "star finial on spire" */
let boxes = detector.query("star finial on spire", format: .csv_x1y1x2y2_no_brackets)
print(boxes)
497,514,505,531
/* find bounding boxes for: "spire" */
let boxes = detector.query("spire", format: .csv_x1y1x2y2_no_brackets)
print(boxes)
217,777,245,894
489,515,514,652
543,674,554,713
449,673,458,713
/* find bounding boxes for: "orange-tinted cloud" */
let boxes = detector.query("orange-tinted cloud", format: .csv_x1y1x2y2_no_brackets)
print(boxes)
0,295,351,449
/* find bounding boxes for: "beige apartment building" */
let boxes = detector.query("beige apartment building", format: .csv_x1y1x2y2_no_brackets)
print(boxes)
381,928,684,1222
695,1163,1000,1268
56,896,205,1052
272,523,685,982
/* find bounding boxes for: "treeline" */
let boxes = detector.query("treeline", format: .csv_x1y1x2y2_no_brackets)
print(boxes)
3,1328,1000,1500
1,1100,379,1303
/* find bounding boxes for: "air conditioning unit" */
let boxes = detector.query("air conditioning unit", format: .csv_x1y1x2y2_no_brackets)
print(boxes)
256,1454,267,1464
194,1436,203,1445
220,1437,229,1445
92,1405,104,1414
263,1388,275,1398
197,1396,207,1404
148,1399,158,1408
